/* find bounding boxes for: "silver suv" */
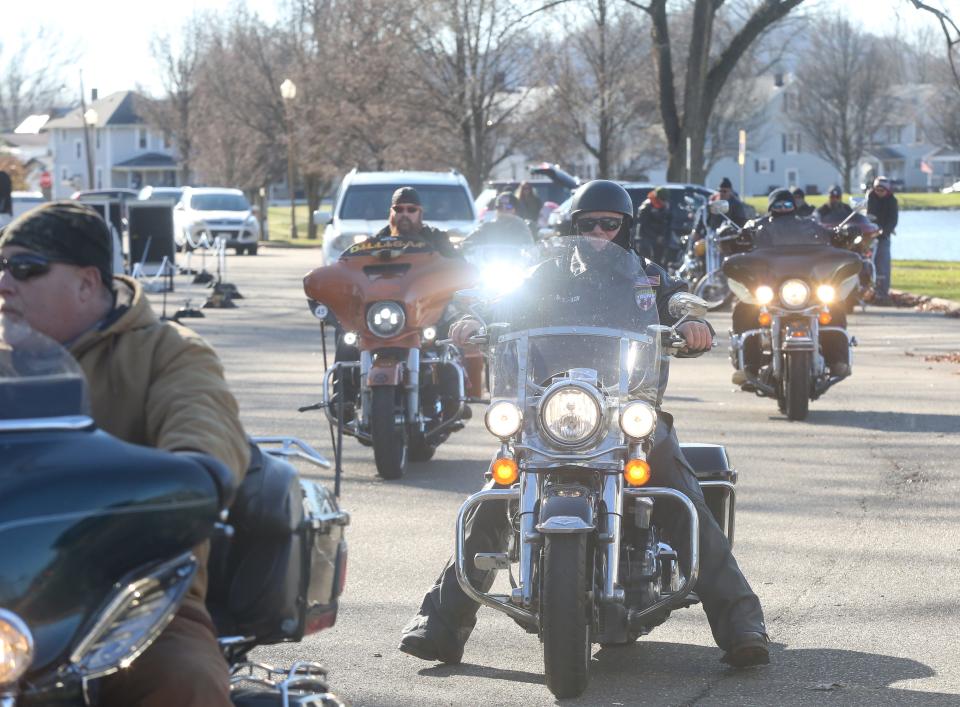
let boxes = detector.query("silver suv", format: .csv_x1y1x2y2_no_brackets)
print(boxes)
314,170,477,264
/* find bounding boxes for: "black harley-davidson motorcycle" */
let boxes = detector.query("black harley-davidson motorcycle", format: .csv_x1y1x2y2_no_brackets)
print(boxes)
0,321,349,706
723,230,862,420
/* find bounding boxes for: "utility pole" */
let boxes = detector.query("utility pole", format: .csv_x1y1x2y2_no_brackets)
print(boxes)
738,130,747,197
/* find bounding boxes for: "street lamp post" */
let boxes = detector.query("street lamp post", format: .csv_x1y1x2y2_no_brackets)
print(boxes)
83,108,98,190
280,78,298,240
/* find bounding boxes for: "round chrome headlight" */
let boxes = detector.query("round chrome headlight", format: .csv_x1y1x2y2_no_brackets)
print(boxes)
755,285,775,305
0,609,34,685
539,383,603,447
779,279,810,308
485,400,523,439
620,401,657,439
366,301,406,338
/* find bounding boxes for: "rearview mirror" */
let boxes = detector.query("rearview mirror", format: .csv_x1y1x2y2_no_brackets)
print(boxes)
313,210,332,226
708,200,729,215
667,292,709,321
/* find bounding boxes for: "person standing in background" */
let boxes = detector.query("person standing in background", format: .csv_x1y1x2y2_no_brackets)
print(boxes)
866,176,898,304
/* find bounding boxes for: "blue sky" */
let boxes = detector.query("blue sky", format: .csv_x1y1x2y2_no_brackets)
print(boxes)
0,0,950,101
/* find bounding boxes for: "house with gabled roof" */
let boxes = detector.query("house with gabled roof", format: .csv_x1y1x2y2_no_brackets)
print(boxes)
42,90,179,199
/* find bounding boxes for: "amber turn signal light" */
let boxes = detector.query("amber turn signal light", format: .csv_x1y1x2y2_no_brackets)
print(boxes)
758,311,772,327
819,310,832,325
624,458,651,487
492,458,519,486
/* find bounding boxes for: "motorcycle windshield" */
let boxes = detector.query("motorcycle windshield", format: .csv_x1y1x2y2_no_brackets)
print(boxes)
488,237,661,405
0,317,89,421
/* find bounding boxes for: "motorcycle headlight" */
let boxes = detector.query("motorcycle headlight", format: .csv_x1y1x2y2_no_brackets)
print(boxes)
485,400,523,439
481,263,526,293
539,383,603,447
619,401,657,439
0,609,34,686
816,284,836,303
779,279,810,308
366,301,405,338
755,285,774,305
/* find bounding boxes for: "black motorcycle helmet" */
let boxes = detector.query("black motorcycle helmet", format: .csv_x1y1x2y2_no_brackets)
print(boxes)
568,179,634,249
767,188,796,217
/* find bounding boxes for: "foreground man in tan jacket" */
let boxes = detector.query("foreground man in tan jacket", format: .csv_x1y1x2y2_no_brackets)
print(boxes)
0,201,248,706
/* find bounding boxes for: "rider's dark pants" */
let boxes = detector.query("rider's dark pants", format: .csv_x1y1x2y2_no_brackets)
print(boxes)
409,417,766,653
732,302,849,372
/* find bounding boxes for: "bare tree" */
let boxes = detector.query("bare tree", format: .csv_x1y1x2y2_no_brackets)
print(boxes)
540,0,655,178
0,29,77,131
788,18,894,193
141,20,207,184
907,0,960,89
406,0,538,192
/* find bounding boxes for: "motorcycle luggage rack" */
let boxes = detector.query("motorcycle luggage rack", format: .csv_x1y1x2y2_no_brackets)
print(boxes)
230,660,345,707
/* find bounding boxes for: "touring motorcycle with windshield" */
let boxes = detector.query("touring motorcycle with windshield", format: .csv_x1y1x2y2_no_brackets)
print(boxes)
451,238,738,699
678,199,743,309
303,236,480,479
0,322,349,706
723,224,862,420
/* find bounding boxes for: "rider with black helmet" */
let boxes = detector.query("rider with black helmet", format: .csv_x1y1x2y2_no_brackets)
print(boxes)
398,180,770,671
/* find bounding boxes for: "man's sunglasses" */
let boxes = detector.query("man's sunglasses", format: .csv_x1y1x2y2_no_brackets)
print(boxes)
0,254,56,282
771,200,794,210
392,205,421,215
576,216,623,233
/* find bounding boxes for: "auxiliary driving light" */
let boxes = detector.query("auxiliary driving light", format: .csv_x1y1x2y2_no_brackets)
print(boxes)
624,459,652,487
423,326,437,342
816,285,836,304
755,285,774,305
492,457,519,486
342,331,358,346
0,609,34,685
619,401,657,439
485,401,523,439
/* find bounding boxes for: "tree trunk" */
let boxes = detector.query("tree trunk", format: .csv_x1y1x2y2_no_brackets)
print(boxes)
306,173,319,240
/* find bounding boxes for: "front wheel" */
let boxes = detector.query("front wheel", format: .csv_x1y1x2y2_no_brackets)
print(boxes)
783,350,811,421
542,533,591,699
370,386,407,479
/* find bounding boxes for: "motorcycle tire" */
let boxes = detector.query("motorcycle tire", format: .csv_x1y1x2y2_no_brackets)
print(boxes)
409,434,436,462
370,386,407,479
783,351,811,421
542,533,591,699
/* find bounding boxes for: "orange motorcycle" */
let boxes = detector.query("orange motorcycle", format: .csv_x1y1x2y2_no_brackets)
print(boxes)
303,237,482,479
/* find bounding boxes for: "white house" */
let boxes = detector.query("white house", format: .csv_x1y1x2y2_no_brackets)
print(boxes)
42,91,179,199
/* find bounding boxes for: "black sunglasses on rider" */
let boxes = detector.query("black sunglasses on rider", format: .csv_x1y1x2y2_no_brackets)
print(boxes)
0,253,59,282
771,200,794,211
576,216,623,233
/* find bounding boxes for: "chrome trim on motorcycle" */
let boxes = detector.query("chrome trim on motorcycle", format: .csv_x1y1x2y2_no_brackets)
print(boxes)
253,436,332,469
406,348,420,430
519,473,539,609
622,488,700,622
455,487,537,624
601,473,624,604
229,660,345,707
0,415,94,432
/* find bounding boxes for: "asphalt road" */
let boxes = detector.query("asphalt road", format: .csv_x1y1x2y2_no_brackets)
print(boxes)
163,246,960,706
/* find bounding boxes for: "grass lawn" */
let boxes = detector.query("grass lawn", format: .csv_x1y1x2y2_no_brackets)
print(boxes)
893,260,960,301
265,205,322,245
745,192,960,213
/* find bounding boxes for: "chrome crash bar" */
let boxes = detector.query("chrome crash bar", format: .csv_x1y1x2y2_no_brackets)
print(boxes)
252,436,332,469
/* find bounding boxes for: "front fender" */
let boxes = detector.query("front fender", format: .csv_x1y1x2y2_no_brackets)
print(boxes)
536,491,595,534
367,361,403,387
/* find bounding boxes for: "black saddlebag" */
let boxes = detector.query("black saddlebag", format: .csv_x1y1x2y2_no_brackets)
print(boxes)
679,443,737,543
208,443,348,644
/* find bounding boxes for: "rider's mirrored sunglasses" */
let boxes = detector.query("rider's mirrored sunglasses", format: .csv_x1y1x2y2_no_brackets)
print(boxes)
771,200,794,210
392,205,420,215
0,254,58,282
496,200,514,210
576,216,623,233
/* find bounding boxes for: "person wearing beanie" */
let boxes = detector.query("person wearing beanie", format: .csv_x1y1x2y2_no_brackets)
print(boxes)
791,187,815,218
636,185,674,266
0,201,248,707
866,176,898,304
365,185,459,258
817,185,853,222
709,176,747,228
